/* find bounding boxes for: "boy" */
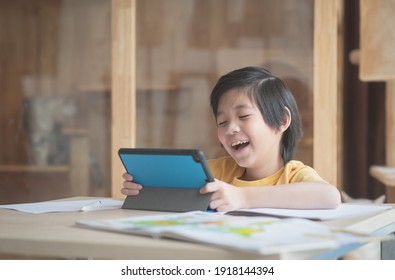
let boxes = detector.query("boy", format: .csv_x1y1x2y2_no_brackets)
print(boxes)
122,67,341,211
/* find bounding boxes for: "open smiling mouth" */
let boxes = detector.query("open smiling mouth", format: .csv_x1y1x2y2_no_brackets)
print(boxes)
231,140,250,151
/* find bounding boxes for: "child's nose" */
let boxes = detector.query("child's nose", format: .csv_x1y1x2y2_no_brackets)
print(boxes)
226,121,240,134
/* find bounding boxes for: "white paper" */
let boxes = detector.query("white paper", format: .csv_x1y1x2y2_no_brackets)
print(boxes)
226,204,392,220
0,199,123,214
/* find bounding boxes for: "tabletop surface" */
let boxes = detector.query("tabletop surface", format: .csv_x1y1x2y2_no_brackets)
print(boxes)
1,198,395,260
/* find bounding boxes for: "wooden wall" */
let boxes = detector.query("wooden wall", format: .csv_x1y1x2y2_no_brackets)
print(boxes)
0,0,59,165
135,0,314,164
0,0,112,203
1,0,349,202
111,0,316,197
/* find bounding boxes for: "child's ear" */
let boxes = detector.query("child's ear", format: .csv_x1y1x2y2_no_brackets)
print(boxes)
280,107,291,132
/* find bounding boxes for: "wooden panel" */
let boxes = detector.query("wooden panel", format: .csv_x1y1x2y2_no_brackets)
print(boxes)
385,81,395,201
111,0,136,198
360,0,395,81
369,81,395,201
387,81,395,166
0,0,60,165
313,0,343,187
69,133,89,196
56,0,111,96
135,0,314,165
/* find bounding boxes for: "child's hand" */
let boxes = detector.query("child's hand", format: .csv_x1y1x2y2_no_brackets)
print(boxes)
200,179,246,212
121,172,142,196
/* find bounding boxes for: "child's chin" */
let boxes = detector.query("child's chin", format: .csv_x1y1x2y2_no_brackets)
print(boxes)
233,156,252,168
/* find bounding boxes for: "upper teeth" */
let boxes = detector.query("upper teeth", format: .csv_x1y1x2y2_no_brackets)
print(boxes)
232,140,248,147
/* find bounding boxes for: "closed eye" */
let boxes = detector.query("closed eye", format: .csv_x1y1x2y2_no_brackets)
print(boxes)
217,120,227,126
239,114,251,120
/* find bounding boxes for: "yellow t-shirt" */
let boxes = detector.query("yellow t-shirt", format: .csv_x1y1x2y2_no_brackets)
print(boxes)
207,156,325,187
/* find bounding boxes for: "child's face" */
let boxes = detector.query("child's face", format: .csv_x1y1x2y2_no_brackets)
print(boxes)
216,89,284,172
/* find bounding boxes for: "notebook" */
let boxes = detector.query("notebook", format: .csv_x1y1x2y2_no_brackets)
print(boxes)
119,148,214,212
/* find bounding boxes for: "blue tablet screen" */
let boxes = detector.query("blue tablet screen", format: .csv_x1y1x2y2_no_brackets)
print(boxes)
119,153,210,189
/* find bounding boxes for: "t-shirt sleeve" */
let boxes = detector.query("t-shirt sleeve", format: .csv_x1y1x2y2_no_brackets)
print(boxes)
289,164,327,183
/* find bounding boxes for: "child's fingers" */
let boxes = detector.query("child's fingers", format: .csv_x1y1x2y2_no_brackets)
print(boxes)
121,180,142,196
209,196,232,212
122,172,133,181
122,181,142,190
200,181,219,194
121,187,140,196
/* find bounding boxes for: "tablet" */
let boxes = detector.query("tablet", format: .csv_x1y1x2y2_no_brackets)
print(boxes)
118,148,214,212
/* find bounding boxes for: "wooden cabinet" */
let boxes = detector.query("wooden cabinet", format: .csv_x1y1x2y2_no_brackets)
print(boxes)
360,0,395,202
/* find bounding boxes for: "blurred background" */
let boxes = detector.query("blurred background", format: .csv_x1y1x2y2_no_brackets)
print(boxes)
0,0,390,204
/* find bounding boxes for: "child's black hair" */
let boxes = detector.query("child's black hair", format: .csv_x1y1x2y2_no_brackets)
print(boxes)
210,66,303,163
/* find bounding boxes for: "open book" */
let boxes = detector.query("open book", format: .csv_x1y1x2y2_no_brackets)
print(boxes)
76,211,379,256
225,204,392,221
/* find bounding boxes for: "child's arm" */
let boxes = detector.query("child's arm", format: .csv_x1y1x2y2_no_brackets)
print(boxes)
200,180,341,212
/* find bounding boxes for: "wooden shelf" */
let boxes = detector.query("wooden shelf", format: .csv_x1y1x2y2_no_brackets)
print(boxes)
62,127,88,136
0,165,69,173
370,165,395,187
77,83,179,93
370,165,395,203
